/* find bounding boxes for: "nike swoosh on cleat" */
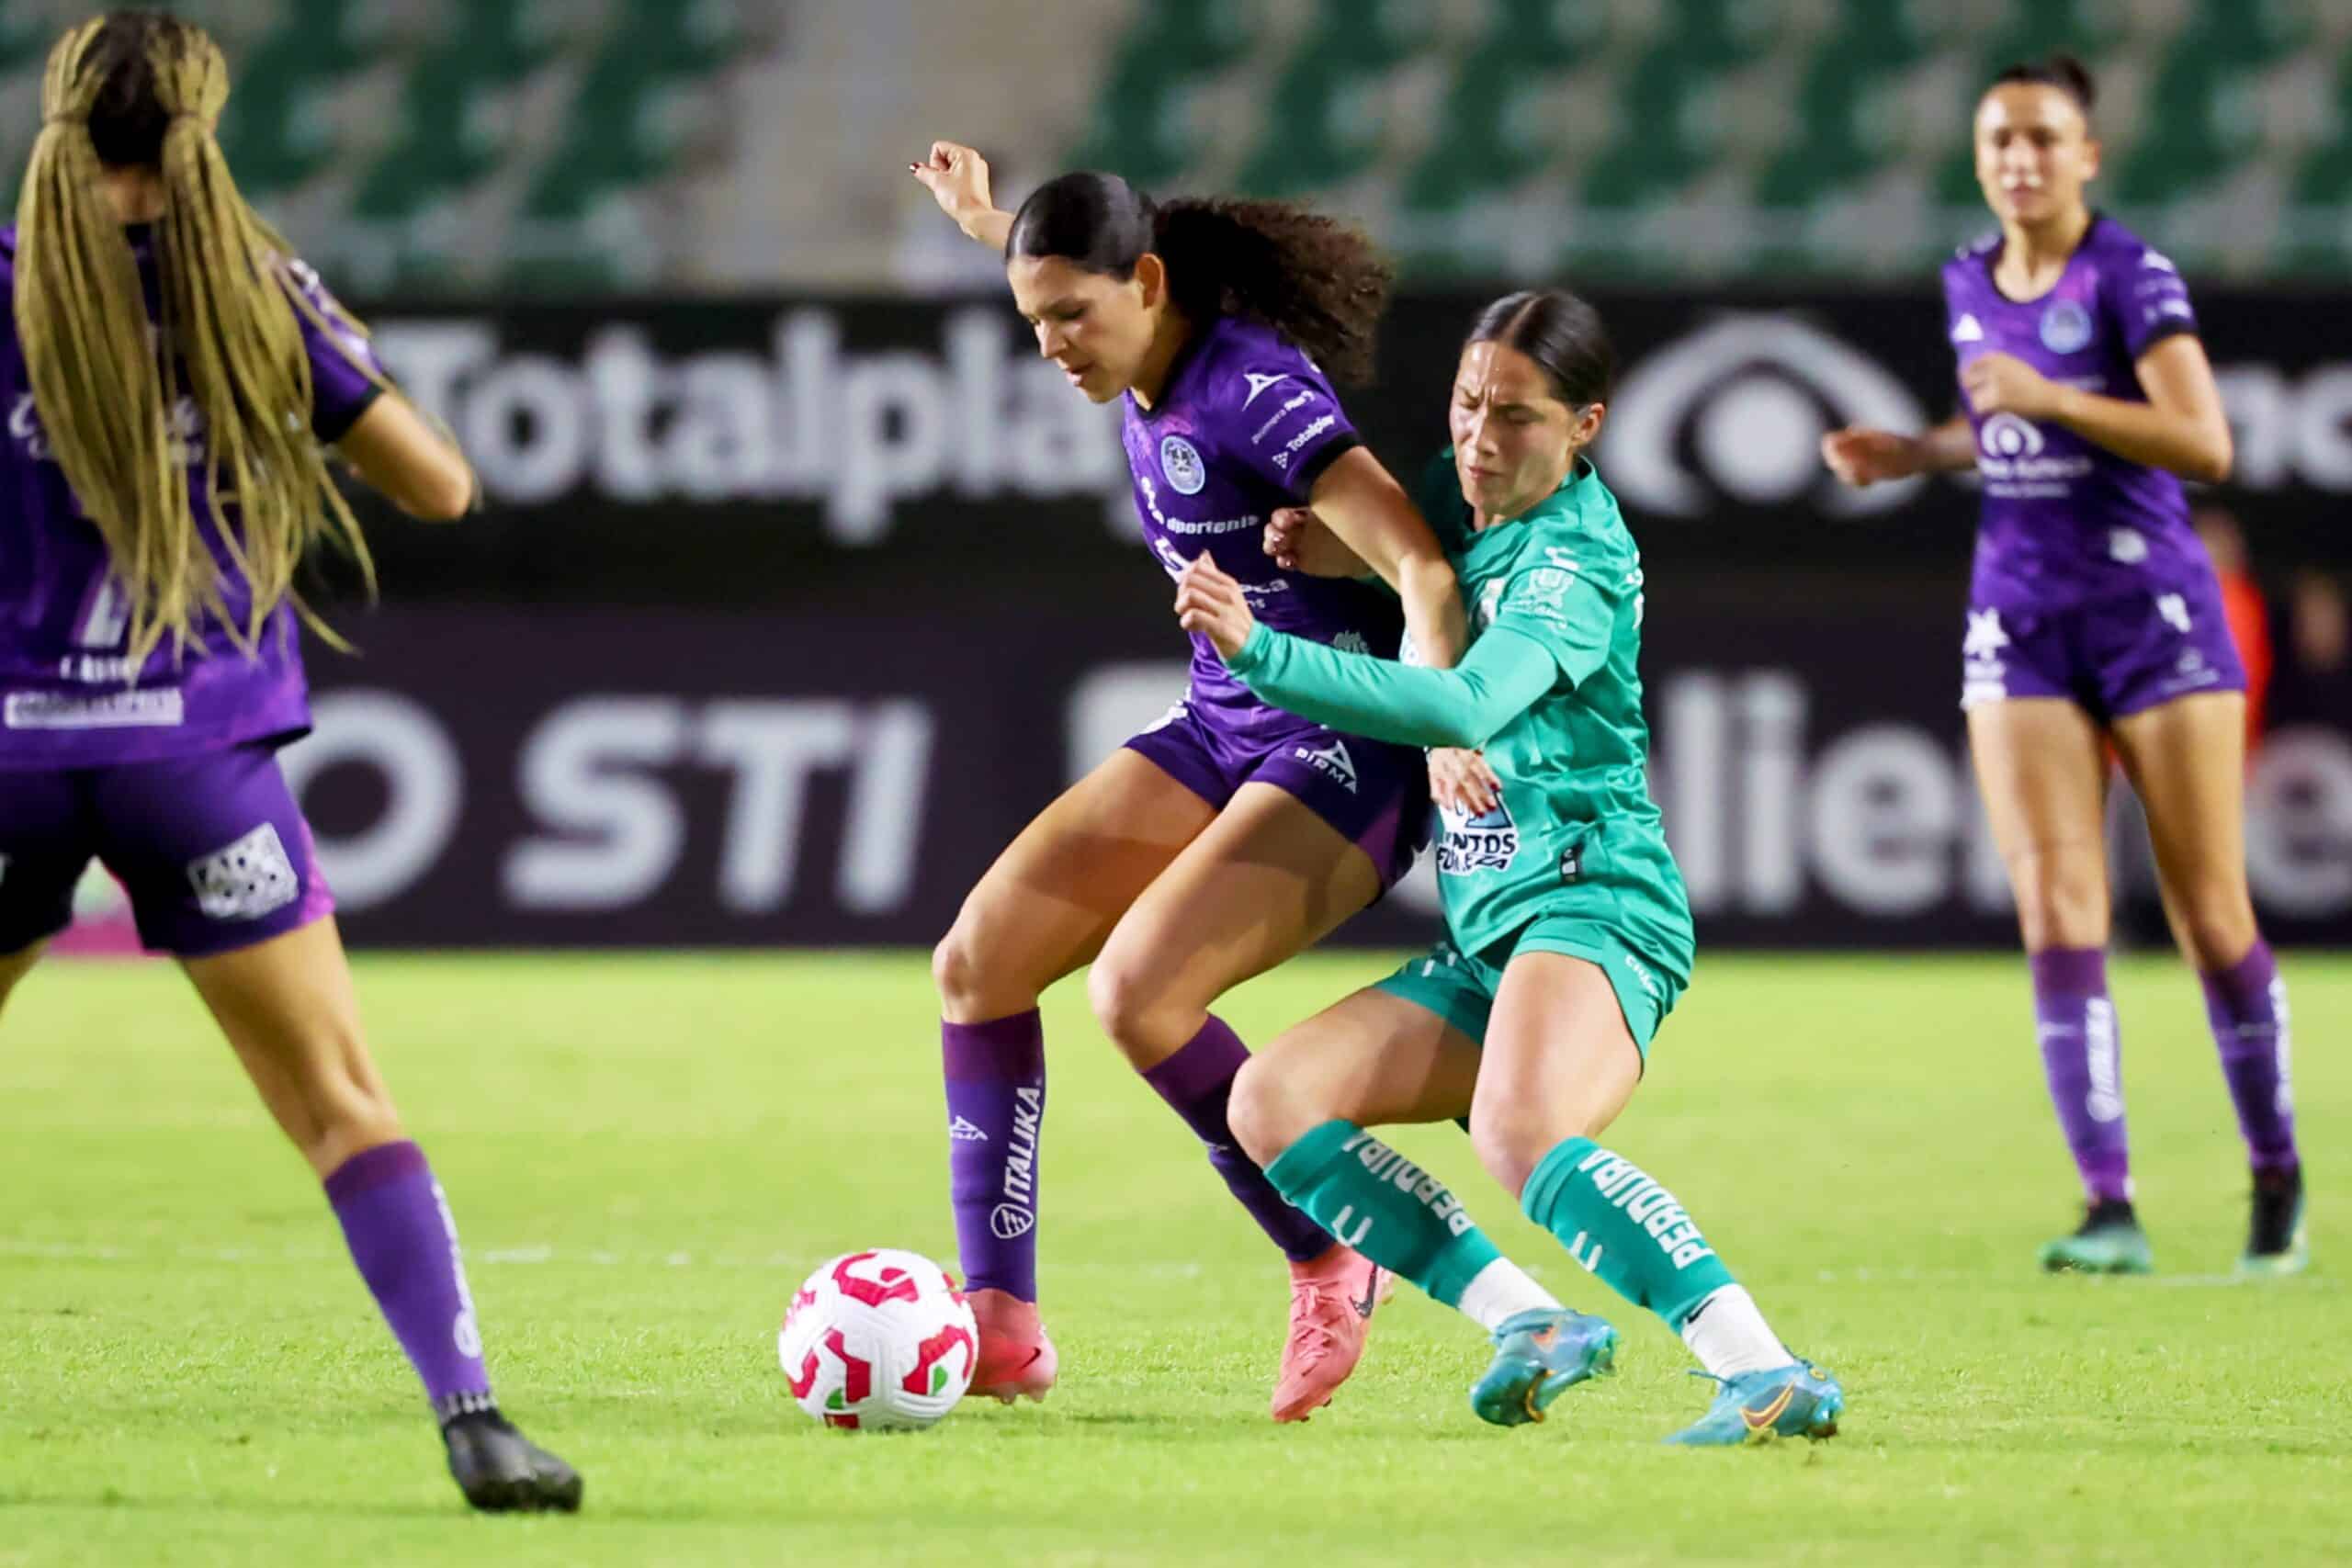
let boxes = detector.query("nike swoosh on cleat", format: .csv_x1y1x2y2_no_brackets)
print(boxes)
1351,1268,1382,1319
1741,1383,1797,1433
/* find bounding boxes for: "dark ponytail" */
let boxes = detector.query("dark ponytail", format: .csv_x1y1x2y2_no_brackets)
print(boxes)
1006,172,1394,386
1989,52,2097,118
1463,289,1614,407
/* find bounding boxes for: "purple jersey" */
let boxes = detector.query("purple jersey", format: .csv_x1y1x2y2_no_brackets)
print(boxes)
1122,313,1401,742
1944,216,2211,613
0,224,385,769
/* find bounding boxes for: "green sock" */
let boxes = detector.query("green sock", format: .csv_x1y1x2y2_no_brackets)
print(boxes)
1521,1136,1738,1331
1265,1120,1502,1308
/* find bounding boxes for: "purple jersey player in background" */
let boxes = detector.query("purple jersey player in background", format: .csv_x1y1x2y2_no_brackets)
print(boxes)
0,13,579,1510
911,144,1466,1419
1823,55,2302,1277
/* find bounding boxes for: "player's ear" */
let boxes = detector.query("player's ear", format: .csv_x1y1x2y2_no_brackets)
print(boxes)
2078,134,2102,184
1133,251,1169,311
1571,401,1606,450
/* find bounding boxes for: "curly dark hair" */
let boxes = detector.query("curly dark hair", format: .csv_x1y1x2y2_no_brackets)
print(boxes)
1006,172,1394,386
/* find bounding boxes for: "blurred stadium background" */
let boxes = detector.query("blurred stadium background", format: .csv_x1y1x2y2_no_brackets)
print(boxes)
26,0,2351,956
8,7,2349,1559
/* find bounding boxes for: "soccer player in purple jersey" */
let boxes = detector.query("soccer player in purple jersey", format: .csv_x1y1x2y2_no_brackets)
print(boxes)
0,14,579,1509
912,143,1467,1418
1822,56,2302,1276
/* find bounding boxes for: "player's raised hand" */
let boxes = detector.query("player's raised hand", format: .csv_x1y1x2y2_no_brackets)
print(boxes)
1174,556,1256,660
1429,748,1500,817
1263,506,1367,577
1820,425,1922,489
910,141,995,234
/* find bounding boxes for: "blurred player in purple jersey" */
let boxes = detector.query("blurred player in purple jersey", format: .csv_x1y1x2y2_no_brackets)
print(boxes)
0,13,579,1509
1823,56,2302,1277
912,143,1466,1418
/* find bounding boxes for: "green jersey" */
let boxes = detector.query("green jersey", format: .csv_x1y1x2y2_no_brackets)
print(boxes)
1226,451,1693,985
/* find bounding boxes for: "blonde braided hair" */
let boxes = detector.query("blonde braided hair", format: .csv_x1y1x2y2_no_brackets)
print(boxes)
15,12,384,667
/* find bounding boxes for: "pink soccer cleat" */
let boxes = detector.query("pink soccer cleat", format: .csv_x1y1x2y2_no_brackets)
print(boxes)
1271,1244,1389,1423
966,1288,1058,1404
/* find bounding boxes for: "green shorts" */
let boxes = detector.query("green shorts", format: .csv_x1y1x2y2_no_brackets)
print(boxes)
1374,914,1684,1058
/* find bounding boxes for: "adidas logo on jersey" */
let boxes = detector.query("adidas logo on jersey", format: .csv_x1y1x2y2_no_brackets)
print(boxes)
1295,738,1359,794
947,1116,989,1143
1951,313,1984,344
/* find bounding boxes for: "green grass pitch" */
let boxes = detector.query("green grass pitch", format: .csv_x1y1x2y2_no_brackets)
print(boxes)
2,950,2346,1565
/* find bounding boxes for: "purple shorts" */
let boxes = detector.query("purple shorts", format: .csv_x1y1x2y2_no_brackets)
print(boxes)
1125,702,1430,891
0,743,334,957
1959,579,2246,722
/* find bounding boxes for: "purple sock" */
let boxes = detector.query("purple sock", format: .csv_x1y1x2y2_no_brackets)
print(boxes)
2030,948,2132,1204
1142,1016,1333,1264
2201,940,2300,1177
944,1010,1046,1302
323,1141,492,1420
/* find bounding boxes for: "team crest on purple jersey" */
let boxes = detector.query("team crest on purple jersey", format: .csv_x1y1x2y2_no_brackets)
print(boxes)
1159,433,1206,494
2038,298,2095,355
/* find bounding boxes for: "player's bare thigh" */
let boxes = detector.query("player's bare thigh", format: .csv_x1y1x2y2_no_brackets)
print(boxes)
1966,697,2113,952
1086,781,1387,1069
181,916,402,1179
1471,953,1641,1198
1227,986,1483,1168
933,747,1219,1023
2109,691,2258,969
0,940,47,1018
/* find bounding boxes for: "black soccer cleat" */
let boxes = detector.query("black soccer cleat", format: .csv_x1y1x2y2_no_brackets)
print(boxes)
442,1408,583,1514
2240,1166,2309,1278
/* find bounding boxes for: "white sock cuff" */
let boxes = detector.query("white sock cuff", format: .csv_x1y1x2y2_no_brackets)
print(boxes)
1679,1284,1792,1380
1457,1258,1563,1332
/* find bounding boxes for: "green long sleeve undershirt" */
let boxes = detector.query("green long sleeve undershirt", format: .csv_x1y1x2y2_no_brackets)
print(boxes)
1225,621,1560,751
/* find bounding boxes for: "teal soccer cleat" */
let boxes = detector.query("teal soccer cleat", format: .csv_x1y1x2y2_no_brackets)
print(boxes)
1469,1307,1619,1427
2039,1199,2154,1274
1665,1361,1844,1447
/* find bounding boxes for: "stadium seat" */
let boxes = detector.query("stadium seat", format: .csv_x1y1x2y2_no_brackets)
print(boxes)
1400,41,1566,212
1236,50,1394,197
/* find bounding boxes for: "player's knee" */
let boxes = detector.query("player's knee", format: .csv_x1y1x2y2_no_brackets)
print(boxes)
1084,954,1169,1055
931,913,1047,1023
2173,884,2259,971
930,921,999,1018
2008,851,2107,949
1226,1055,1299,1169
1467,1108,1550,1201
287,1033,401,1172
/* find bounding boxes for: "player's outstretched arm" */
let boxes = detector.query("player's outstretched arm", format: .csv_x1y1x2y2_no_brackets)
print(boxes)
336,394,477,520
1303,446,1464,668
1174,556,1550,750
910,141,1012,252
1821,415,1975,487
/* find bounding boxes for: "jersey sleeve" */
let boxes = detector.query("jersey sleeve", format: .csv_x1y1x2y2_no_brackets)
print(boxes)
1216,354,1362,502
1225,618,1558,750
282,256,387,443
2109,243,2199,361
1487,525,1631,690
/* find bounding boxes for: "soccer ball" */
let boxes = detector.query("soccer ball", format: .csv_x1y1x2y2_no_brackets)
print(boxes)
778,1248,978,1430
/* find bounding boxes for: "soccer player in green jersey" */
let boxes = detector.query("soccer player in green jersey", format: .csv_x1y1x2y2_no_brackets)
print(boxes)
1171,290,1844,1445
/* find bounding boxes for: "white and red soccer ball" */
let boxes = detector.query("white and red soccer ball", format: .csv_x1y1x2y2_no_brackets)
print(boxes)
778,1249,978,1430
